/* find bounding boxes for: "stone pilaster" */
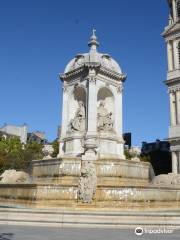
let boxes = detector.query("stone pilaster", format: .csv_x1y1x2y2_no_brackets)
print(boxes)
115,85,123,136
178,151,180,173
61,87,69,138
170,92,177,126
172,151,178,174
172,0,177,20
173,40,179,69
167,41,174,71
85,69,97,144
176,90,180,124
58,86,68,157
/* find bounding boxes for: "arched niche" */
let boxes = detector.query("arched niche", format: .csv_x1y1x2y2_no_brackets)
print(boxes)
97,87,114,114
73,84,86,103
67,84,87,125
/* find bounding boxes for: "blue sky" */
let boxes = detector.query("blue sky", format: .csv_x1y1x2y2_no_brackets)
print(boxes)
0,0,169,145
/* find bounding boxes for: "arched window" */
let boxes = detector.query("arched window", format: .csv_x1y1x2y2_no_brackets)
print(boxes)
178,41,180,66
177,0,180,18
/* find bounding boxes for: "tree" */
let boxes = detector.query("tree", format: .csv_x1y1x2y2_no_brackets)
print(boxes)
51,139,59,158
139,154,151,162
0,136,43,174
124,148,132,160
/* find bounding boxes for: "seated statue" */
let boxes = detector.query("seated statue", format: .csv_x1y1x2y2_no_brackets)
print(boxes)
69,101,85,132
97,100,113,131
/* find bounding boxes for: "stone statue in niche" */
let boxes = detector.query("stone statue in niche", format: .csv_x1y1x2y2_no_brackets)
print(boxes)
69,101,85,132
97,100,113,131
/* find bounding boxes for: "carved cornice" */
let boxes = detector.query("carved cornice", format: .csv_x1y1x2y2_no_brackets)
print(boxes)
60,63,127,84
84,62,100,69
99,66,126,82
59,66,87,82
162,19,180,39
168,137,180,144
164,77,180,86
95,74,122,88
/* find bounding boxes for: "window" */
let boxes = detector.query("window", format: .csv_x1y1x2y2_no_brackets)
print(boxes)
177,0,180,18
178,41,180,66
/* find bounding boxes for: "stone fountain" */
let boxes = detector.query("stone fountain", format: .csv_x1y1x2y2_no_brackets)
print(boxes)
0,31,180,212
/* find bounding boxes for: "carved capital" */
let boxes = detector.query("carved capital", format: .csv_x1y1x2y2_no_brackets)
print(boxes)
168,88,179,94
63,82,68,92
116,84,123,93
89,76,96,83
63,86,68,92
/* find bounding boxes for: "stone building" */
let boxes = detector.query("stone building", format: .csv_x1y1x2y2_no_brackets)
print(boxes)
141,140,171,175
163,0,180,173
142,140,170,154
0,123,47,145
58,30,126,159
0,123,27,144
27,131,48,144
123,132,132,149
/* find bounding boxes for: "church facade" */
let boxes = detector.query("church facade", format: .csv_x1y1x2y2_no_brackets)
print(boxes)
163,0,180,173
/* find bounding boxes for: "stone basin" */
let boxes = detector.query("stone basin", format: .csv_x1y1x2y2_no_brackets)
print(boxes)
0,157,180,210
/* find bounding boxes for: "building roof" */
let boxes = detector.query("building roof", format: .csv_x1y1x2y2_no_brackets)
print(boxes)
64,30,122,74
28,131,46,140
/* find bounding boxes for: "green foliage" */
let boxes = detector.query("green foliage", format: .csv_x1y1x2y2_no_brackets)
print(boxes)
0,136,43,174
140,154,151,162
124,149,132,160
52,139,59,158
25,141,43,160
124,148,151,162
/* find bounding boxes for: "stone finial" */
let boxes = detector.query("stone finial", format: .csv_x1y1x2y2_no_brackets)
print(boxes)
88,29,99,51
42,144,54,159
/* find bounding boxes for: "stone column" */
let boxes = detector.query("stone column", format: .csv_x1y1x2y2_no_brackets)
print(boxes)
172,0,177,20
167,41,174,71
81,69,97,201
114,84,125,158
82,69,97,160
58,86,68,157
169,92,177,126
178,151,180,173
172,151,178,174
86,69,97,138
173,40,179,69
115,85,123,135
176,90,180,124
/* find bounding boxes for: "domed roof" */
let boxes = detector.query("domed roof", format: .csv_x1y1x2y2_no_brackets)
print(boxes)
64,30,122,74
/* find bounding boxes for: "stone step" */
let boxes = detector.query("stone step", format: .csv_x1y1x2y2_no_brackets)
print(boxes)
34,176,149,187
0,207,180,228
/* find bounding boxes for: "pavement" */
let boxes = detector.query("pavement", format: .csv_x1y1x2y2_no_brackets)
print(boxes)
0,225,180,240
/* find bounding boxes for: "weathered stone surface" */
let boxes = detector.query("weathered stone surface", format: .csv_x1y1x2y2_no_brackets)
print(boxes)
97,100,114,132
68,101,85,132
58,31,126,159
42,144,54,159
32,158,81,179
0,170,30,184
151,173,180,186
78,161,97,203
